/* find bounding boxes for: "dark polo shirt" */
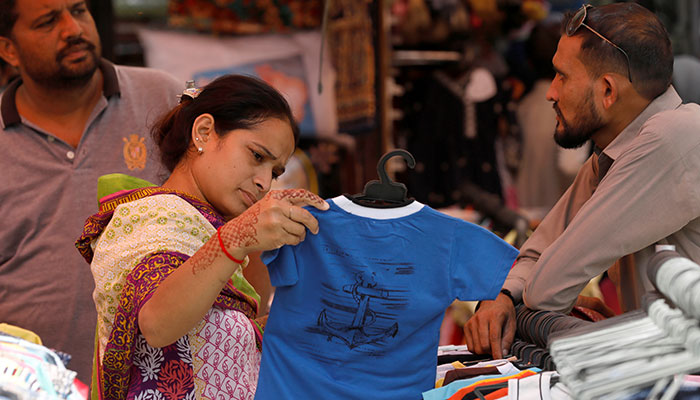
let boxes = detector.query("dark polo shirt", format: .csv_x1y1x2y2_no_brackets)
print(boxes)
0,59,182,383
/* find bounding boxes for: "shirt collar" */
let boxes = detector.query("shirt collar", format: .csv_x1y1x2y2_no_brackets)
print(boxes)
602,85,682,161
1,58,119,129
100,58,120,98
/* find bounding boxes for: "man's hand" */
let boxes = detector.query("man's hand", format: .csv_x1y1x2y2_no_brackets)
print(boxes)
463,292,516,359
575,295,616,318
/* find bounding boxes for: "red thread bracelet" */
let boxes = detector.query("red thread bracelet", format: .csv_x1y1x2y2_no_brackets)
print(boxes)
217,226,244,264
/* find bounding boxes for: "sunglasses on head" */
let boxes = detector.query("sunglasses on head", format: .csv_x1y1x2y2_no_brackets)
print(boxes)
566,4,632,83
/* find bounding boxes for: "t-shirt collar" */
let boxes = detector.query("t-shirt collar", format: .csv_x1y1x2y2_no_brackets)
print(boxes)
1,57,119,129
333,195,424,220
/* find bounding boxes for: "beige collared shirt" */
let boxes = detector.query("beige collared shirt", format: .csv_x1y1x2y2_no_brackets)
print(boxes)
504,86,700,312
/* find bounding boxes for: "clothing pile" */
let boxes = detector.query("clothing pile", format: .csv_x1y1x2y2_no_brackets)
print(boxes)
423,345,572,400
549,249,700,399
0,331,83,400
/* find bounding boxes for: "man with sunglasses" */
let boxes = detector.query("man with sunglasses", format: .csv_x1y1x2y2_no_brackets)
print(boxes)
465,2,700,359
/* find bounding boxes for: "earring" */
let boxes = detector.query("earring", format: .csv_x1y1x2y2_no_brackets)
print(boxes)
197,146,204,154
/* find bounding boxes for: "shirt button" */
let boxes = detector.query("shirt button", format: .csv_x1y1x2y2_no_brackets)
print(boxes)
66,151,75,160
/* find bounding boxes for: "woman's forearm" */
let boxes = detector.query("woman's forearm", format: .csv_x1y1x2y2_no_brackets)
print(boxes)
138,236,246,348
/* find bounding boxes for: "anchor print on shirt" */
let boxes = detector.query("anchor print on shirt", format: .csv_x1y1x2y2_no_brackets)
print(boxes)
312,271,408,351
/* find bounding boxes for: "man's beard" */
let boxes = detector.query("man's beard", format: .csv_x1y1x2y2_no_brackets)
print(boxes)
553,91,603,149
20,37,99,89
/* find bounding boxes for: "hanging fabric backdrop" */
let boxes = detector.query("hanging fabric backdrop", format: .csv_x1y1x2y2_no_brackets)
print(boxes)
137,29,338,138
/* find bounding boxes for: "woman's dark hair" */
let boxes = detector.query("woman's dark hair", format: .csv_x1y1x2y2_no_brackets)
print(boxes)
563,2,673,100
152,74,300,172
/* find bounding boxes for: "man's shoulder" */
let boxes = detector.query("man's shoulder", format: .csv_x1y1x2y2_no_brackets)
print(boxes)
113,64,183,94
110,64,183,110
631,103,700,162
642,103,700,141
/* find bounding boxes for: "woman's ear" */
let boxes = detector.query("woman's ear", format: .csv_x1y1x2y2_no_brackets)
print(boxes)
191,113,215,145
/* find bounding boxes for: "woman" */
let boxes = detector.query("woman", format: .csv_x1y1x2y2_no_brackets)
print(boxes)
76,75,328,400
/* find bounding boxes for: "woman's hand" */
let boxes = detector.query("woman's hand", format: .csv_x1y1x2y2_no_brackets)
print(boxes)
140,189,328,348
218,189,329,259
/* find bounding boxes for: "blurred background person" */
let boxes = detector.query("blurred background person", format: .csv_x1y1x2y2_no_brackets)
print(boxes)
516,16,590,222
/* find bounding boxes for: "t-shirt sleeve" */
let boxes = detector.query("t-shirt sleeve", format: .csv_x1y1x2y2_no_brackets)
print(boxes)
448,221,518,301
261,245,300,287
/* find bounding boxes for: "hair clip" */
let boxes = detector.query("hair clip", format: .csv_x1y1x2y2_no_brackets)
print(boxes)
178,80,202,103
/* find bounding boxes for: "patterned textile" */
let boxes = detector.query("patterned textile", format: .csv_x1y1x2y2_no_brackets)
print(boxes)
190,307,261,400
76,187,261,400
128,335,195,399
168,0,322,34
327,0,376,133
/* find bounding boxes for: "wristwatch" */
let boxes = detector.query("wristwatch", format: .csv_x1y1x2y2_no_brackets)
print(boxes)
499,288,516,306
475,288,516,312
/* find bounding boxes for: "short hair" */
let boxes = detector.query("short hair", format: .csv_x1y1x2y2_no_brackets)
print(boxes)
152,74,300,172
563,2,673,100
0,0,17,38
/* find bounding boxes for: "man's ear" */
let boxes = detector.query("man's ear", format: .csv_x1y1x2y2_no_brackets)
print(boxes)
0,36,20,68
600,74,620,110
191,113,215,144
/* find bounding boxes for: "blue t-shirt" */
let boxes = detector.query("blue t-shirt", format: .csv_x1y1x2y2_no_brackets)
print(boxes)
256,196,518,399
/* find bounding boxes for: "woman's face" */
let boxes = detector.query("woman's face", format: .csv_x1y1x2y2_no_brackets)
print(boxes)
190,117,295,220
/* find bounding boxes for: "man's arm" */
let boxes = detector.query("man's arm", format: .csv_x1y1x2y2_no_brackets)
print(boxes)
506,155,600,303
464,157,598,358
523,117,700,312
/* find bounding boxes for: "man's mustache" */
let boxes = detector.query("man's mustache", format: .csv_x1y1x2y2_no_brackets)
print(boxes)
553,103,563,118
57,38,96,61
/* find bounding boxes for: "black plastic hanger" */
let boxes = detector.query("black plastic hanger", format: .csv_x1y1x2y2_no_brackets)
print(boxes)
344,149,416,208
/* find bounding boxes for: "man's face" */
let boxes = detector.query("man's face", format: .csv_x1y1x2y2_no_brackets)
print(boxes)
6,0,101,88
546,35,605,149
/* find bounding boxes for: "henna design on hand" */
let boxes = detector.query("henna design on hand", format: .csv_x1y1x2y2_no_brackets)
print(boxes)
219,203,261,252
189,205,260,275
190,189,324,275
189,239,219,275
269,189,326,207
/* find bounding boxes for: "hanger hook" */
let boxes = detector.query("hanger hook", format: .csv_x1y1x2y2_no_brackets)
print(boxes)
376,149,416,187
347,148,416,207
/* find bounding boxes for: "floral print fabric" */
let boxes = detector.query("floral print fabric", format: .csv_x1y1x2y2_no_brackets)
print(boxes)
124,306,261,400
128,335,196,400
